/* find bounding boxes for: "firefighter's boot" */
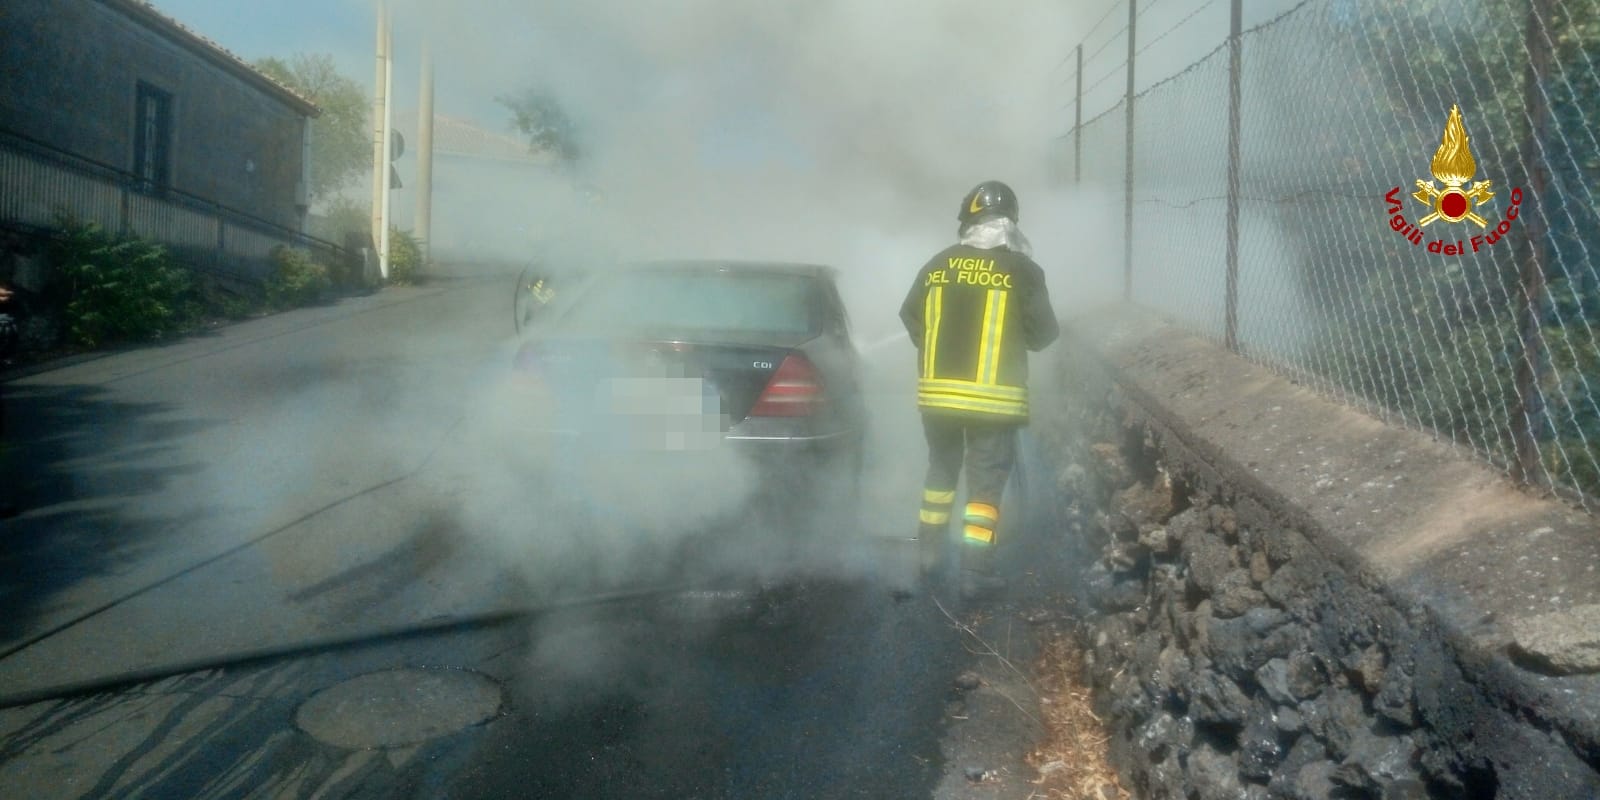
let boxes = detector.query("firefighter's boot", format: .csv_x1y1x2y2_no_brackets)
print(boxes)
959,541,1006,602
916,523,946,581
916,488,956,582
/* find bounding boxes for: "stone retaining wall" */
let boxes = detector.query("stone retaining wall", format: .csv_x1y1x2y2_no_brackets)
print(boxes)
1031,312,1600,799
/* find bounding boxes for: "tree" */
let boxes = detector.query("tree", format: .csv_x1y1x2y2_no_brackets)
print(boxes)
496,88,583,165
307,194,370,243
255,54,371,202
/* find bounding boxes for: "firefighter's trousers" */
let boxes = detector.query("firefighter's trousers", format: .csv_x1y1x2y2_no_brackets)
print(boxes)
916,413,1019,576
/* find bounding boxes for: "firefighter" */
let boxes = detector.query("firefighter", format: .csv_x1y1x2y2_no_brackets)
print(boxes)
900,180,1059,601
515,265,558,334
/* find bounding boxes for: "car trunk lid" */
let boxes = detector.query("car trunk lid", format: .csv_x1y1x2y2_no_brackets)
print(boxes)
516,333,816,430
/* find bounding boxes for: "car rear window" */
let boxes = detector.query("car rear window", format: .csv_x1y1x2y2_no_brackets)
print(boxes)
565,270,820,335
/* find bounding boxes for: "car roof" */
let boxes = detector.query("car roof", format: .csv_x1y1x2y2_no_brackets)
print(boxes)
614,259,840,282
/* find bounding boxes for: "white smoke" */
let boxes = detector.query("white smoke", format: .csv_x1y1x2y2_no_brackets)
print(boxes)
173,0,1324,652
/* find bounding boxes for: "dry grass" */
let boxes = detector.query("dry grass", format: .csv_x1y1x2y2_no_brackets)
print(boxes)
1025,622,1134,800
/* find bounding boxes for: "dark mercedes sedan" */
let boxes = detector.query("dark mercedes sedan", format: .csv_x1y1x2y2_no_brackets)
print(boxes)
507,260,867,588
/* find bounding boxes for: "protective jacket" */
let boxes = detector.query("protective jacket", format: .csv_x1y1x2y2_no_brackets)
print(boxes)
899,243,1059,420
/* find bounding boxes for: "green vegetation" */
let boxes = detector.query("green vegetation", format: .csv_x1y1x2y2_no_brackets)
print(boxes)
206,287,260,322
308,195,371,245
265,246,333,309
1542,275,1600,495
496,87,584,165
1306,0,1600,500
386,227,427,285
40,218,346,351
47,218,195,347
254,53,371,202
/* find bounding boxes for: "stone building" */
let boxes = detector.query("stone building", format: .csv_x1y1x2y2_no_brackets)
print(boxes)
0,0,326,284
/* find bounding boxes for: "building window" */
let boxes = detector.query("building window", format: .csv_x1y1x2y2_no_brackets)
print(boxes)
133,83,172,191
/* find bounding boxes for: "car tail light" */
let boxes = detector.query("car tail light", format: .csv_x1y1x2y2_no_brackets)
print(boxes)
749,354,825,417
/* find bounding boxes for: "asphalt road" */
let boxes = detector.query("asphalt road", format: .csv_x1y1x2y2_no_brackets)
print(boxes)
0,271,1068,799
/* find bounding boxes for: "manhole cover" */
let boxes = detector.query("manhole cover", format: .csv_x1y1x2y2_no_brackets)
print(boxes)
295,668,502,750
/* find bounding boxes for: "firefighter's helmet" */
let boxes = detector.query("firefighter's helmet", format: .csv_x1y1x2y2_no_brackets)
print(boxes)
958,181,1019,227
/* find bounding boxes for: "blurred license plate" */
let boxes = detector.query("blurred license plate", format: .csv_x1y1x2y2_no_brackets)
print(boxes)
601,378,727,451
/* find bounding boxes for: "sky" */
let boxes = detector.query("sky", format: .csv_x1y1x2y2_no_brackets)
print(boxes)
150,1,370,77
150,0,445,114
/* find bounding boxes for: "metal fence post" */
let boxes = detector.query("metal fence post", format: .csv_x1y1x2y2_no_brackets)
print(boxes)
1123,0,1137,302
1224,0,1243,352
1513,0,1552,484
1074,43,1084,185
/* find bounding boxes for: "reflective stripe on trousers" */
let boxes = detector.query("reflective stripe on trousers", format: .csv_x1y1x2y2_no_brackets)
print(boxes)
919,487,955,527
962,502,998,545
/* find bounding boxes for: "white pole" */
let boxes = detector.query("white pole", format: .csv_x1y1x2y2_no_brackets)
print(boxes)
379,7,393,280
416,38,434,263
370,1,387,274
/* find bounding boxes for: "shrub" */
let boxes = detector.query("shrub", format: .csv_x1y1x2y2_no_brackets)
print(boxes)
48,218,195,347
193,276,261,321
214,292,260,320
265,246,332,309
387,227,427,285
308,195,370,244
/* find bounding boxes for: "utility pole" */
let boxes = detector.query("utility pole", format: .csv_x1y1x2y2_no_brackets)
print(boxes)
1074,43,1083,184
416,37,435,264
1123,0,1137,302
1224,0,1242,352
369,2,390,279
379,19,394,280
1513,0,1553,486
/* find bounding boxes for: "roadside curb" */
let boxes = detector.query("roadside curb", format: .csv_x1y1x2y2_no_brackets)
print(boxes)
0,284,467,385
0,286,382,384
0,268,534,385
1,349,116,383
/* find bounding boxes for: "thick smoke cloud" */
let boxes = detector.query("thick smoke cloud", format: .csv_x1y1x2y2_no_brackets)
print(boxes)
265,1,1319,634
381,0,1126,330
326,3,1106,620
371,0,1325,326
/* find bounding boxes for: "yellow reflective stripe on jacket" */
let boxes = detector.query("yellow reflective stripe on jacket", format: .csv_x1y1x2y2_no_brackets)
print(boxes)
916,392,1027,414
923,488,956,505
974,289,1007,385
917,385,1028,409
919,508,950,525
918,378,1026,401
922,286,943,377
918,378,1028,410
917,391,1028,417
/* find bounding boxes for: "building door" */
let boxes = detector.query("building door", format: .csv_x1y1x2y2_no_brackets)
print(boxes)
133,83,172,191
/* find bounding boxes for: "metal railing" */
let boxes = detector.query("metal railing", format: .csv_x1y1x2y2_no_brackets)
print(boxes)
0,127,346,285
1059,0,1600,508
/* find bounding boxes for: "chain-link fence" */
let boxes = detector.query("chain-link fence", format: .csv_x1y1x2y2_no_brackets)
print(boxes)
1059,0,1600,508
